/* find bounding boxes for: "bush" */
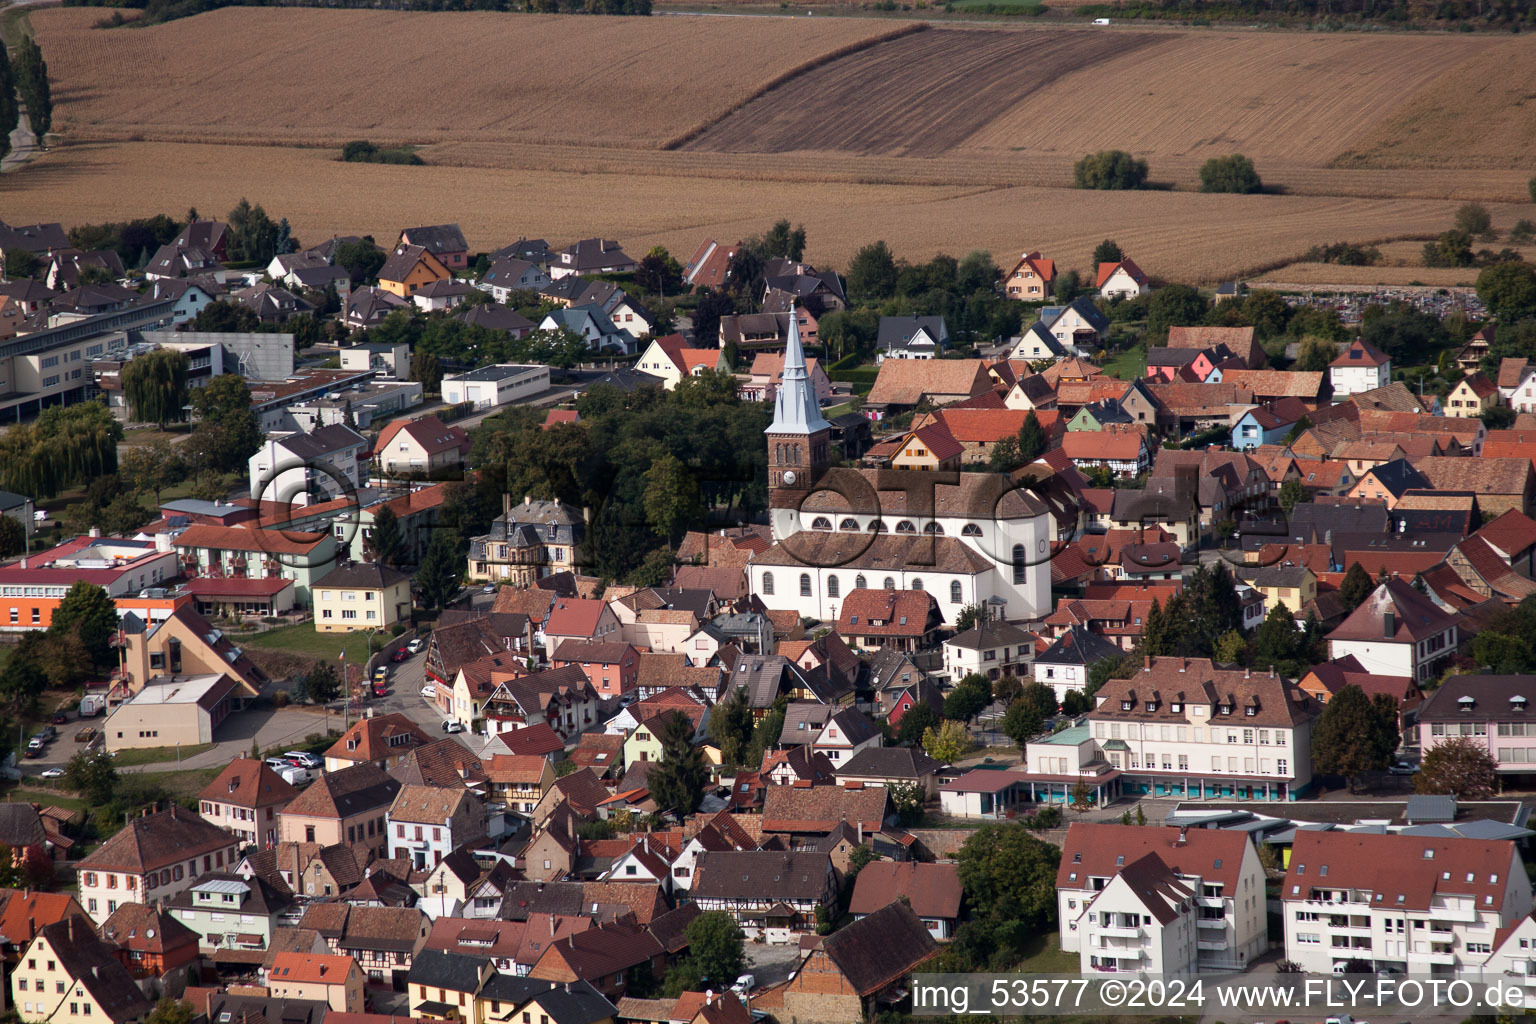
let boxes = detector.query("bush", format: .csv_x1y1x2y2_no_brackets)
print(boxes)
1198,153,1262,194
340,140,425,166
273,689,290,708
391,622,409,636
1424,229,1475,268
1073,149,1149,190
1509,218,1536,244
1303,241,1382,266
1454,201,1494,239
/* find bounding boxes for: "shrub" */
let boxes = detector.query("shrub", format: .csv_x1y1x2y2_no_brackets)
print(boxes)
1454,201,1494,239
1303,241,1382,266
340,140,425,166
1509,218,1536,243
1198,153,1263,194
1073,149,1149,190
273,689,290,708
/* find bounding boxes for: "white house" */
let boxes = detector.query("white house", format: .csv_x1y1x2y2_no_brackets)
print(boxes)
941,619,1034,684
386,785,483,871
875,315,948,363
248,423,368,507
481,258,551,304
1008,321,1067,362
1329,339,1391,397
634,335,729,390
811,708,882,765
1097,258,1150,300
1033,625,1122,704
1281,830,1531,975
1326,578,1459,683
1058,823,1267,974
440,363,551,410
1041,298,1111,353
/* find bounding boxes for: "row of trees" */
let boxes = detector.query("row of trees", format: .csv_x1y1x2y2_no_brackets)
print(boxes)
0,35,51,164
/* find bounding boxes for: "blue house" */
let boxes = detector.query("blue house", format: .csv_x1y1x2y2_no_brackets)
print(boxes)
1229,397,1309,450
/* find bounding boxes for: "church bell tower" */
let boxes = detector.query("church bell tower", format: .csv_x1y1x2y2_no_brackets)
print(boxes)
765,305,831,527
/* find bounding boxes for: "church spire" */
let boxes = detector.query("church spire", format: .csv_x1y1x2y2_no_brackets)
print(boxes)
765,304,830,437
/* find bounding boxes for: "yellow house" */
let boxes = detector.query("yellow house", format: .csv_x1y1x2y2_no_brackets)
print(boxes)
13,919,151,1024
313,562,412,633
265,952,366,1013
1445,371,1498,419
378,245,450,298
1243,565,1317,613
889,424,963,472
480,981,615,1024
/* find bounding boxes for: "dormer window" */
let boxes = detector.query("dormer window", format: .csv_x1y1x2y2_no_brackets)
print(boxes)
1513,695,1527,711
1458,695,1475,712
1245,706,1256,717
1171,703,1183,713
1121,700,1133,711
1218,704,1232,715
1145,701,1157,713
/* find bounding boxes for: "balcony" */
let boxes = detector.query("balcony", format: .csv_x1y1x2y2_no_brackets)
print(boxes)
1195,896,1226,909
1196,918,1227,930
1096,946,1145,960
1409,949,1458,966
1197,938,1230,951
1097,922,1144,938
1428,902,1479,924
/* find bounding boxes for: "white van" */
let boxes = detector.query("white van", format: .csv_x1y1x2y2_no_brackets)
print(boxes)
1093,16,1111,23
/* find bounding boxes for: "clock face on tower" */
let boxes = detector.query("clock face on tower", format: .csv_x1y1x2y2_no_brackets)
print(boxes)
782,471,797,485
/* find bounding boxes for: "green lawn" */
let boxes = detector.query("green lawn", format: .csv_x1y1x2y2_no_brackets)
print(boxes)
1015,932,1081,974
0,787,87,811
242,622,383,664
109,743,216,767
1100,345,1146,381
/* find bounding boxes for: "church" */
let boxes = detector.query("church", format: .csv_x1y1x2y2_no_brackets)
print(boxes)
746,312,1053,627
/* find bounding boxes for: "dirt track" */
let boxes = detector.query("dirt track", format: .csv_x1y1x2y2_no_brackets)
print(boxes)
681,27,1158,157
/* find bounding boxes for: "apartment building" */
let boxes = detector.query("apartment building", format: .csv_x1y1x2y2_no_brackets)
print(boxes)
197,758,298,849
387,785,484,870
1058,823,1267,973
1086,657,1323,801
0,536,180,631
1416,675,1536,775
1281,831,1531,975
248,424,368,508
76,806,241,924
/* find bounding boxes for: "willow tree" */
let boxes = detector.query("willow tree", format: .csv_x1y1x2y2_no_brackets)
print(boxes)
121,348,190,428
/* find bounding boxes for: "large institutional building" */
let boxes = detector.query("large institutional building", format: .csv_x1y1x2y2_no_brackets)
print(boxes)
747,313,1053,627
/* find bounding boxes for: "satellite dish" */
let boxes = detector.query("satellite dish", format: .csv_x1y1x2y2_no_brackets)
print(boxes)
146,929,156,938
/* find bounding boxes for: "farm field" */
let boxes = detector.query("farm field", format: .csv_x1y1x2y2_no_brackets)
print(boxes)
16,8,1536,281
3,141,1527,283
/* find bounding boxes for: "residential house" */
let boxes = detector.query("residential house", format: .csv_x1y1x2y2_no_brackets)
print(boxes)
325,714,435,773
98,903,199,979
1414,674,1536,775
1239,565,1317,615
740,352,832,406
487,755,556,815
1060,424,1149,477
467,494,587,587
760,785,887,841
875,315,948,363
408,949,495,1023
1230,398,1309,450
1097,258,1149,300
780,902,937,1023
835,589,942,652
1330,339,1391,397
634,335,729,390
1057,823,1267,972
1034,625,1123,704
541,305,638,355
0,890,89,964
301,903,430,986
544,599,621,654
482,258,552,304
199,757,298,849
1003,251,1055,301
1168,326,1263,369
811,707,882,766
1041,297,1111,353
1345,458,1430,509
279,762,401,851
248,423,368,507
1297,657,1421,729
691,851,836,938
398,225,469,272
10,918,151,1024
374,416,471,477
1416,456,1533,518
265,952,366,1012
77,806,241,924
551,641,639,700
888,424,964,472
682,238,741,291
167,871,292,954
378,246,451,298
387,785,486,869
552,239,636,280
1447,372,1498,419
1087,656,1323,800
484,979,615,1024
942,619,1034,684
862,358,991,419
313,562,412,633
1327,579,1459,682
834,747,946,799
528,921,663,1000
1281,830,1530,974
849,861,961,940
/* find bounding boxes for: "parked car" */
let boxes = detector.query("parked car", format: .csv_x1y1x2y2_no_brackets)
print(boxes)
33,510,46,523
51,710,69,725
284,751,321,769
732,975,755,996
25,741,45,758
420,684,436,699
372,665,389,683
441,720,465,734
265,756,296,771
1388,762,1419,776
407,637,427,654
34,725,57,742
373,679,388,698
391,648,410,663
481,584,496,594
39,767,65,780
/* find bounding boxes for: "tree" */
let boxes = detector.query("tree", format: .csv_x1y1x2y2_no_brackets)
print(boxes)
1253,603,1305,677
690,290,734,349
0,39,17,165
1017,411,1046,462
1198,154,1262,194
1278,477,1307,515
0,636,46,709
1090,239,1124,267
50,581,118,670
888,780,925,826
922,719,974,763
1146,285,1209,341
336,238,387,285
5,248,39,281
1416,737,1497,800
0,514,22,560
955,823,1060,931
708,686,755,767
759,219,807,262
367,506,406,566
120,348,190,427
986,436,1021,473
895,701,940,747
120,440,187,504
1073,150,1149,190
415,529,462,610
411,351,443,394
305,659,342,705
846,241,898,303
1294,335,1338,372
642,454,703,547
1214,629,1248,665
226,198,279,264
953,603,985,634
1455,201,1494,239
1423,229,1475,268
1339,563,1374,612
189,375,262,472
1476,261,1536,323
1482,404,1517,430
636,246,683,297
65,750,118,806
648,710,709,818
1002,684,1057,748
1311,684,1398,790
144,1000,195,1024
15,37,52,146
673,912,747,993
943,673,992,723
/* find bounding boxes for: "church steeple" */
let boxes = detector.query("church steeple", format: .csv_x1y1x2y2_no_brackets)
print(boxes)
767,304,830,437
765,305,831,509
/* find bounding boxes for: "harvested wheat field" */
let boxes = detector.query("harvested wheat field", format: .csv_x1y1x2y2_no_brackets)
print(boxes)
678,27,1158,156
29,7,903,148
4,141,1527,282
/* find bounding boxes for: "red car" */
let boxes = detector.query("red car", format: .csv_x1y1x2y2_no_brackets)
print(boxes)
391,648,410,663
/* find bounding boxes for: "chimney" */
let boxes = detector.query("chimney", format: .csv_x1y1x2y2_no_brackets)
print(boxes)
1383,610,1396,638
1176,827,1188,846
524,495,532,506
89,527,100,538
1143,655,1151,671
503,493,512,519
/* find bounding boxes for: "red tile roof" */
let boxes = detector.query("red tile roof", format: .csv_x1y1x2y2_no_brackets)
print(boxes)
1282,830,1516,912
836,589,936,638
545,598,610,638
